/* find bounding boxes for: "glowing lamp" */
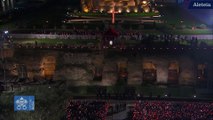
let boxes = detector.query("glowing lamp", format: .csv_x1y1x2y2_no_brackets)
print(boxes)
83,7,89,13
144,7,150,13
4,31,8,34
100,8,104,13
134,8,138,13
126,8,130,13
109,41,113,46
142,1,147,4
118,9,122,13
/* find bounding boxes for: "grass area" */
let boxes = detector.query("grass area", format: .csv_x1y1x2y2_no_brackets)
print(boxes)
124,39,140,45
157,5,201,25
198,40,213,46
65,22,105,29
0,23,17,30
0,84,68,120
13,37,213,47
170,29,213,35
53,85,196,98
13,38,100,45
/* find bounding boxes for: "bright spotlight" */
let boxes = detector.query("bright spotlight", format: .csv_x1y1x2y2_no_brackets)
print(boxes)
126,8,130,13
109,41,113,46
100,8,104,13
4,31,8,34
134,8,138,13
142,1,147,4
83,7,89,13
144,7,150,13
118,9,122,13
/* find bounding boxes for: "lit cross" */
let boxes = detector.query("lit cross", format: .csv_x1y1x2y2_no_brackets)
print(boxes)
108,1,118,24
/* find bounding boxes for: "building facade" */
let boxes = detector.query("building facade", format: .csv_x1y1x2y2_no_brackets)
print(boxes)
81,0,153,13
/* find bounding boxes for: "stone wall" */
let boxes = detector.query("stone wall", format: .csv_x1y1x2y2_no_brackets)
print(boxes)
2,50,198,86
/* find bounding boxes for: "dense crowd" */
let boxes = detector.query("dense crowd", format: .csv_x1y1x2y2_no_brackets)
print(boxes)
133,101,213,120
6,28,212,51
66,100,109,120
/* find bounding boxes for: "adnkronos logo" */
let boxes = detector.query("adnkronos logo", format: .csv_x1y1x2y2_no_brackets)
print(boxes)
189,0,213,9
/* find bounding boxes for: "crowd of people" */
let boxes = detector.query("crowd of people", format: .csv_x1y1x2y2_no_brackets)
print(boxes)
66,100,109,120
6,28,212,52
132,100,213,120
10,29,211,47
66,99,213,120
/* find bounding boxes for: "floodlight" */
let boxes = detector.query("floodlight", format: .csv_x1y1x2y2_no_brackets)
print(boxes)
100,8,104,13
142,1,147,4
134,8,138,13
109,41,113,46
126,8,130,13
118,9,122,13
4,31,8,34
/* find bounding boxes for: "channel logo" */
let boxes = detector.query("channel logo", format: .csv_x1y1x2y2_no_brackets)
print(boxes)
188,0,213,9
14,96,35,111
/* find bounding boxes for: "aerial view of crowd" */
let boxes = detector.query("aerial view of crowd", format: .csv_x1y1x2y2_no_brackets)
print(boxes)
132,100,213,120
66,100,109,120
66,100,213,120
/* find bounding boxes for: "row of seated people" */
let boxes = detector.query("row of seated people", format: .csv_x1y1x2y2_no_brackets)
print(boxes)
10,29,207,41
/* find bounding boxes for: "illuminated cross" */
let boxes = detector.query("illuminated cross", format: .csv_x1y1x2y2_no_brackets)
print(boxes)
112,9,115,24
109,1,118,24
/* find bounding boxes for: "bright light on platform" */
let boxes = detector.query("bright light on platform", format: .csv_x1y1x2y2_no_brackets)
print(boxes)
83,7,89,13
142,1,147,4
100,8,104,13
118,9,122,13
126,8,130,13
109,41,113,46
144,7,150,13
4,31,8,34
134,8,138,13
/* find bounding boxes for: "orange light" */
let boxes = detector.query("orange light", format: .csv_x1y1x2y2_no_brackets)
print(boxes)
144,7,150,13
83,7,89,13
